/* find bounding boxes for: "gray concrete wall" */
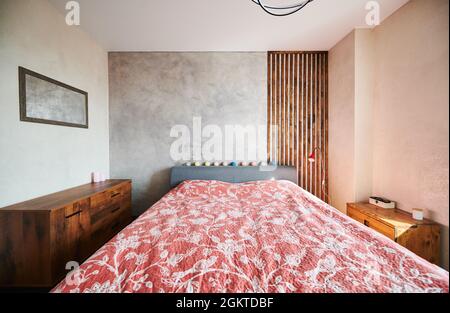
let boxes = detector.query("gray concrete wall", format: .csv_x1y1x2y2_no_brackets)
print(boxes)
109,52,267,215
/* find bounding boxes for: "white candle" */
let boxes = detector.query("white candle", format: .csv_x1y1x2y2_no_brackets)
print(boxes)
412,209,424,221
92,172,101,183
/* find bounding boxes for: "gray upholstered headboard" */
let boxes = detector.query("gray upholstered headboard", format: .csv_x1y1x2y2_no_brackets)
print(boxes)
170,166,297,188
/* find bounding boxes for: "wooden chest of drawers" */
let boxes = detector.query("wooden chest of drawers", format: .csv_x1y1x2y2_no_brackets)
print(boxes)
347,203,440,265
0,179,132,288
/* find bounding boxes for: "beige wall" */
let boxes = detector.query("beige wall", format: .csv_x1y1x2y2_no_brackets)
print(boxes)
372,0,449,269
329,0,449,269
329,31,356,214
329,29,374,214
0,0,110,207
354,29,375,203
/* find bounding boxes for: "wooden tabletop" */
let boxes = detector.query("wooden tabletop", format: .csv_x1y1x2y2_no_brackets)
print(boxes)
0,179,131,212
347,202,438,227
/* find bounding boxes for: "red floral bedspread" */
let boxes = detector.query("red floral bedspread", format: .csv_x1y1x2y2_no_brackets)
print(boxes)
53,180,449,293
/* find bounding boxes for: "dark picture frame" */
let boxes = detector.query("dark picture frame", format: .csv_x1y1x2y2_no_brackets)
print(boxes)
18,66,89,128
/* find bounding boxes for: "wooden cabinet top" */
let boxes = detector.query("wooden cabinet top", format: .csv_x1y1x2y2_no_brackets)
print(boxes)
347,202,438,228
0,179,131,212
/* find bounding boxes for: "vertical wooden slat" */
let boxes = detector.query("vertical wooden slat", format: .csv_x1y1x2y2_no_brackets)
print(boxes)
299,53,303,188
284,55,287,166
310,53,313,192
306,53,309,190
323,54,326,200
316,53,320,194
313,53,317,195
322,54,326,200
271,53,275,163
302,53,307,190
311,53,315,193
287,54,290,166
267,53,272,163
292,54,296,167
284,54,288,166
280,53,286,165
301,54,306,189
290,54,294,166
277,54,282,165
314,54,319,196
286,54,290,166
308,53,312,192
267,51,328,201
311,53,314,194
324,53,329,202
318,54,323,200
311,54,315,194
275,53,280,164
293,54,298,170
316,53,320,198
293,54,296,167
271,54,276,163
306,53,311,192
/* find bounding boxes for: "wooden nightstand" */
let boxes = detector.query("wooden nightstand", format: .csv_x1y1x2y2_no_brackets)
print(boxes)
347,203,440,265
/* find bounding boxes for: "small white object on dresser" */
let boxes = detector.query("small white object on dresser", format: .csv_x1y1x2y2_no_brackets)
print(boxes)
412,208,424,221
92,172,101,183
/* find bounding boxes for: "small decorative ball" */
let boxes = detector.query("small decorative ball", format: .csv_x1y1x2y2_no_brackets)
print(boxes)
213,161,221,167
250,161,258,167
222,161,229,166
194,161,201,167
204,161,211,167
230,161,238,167
260,161,267,167
241,161,248,167
185,162,192,166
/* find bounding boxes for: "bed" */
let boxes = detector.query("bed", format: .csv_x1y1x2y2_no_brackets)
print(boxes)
52,171,449,293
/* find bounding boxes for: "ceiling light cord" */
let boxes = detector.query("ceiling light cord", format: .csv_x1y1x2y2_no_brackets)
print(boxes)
251,0,314,17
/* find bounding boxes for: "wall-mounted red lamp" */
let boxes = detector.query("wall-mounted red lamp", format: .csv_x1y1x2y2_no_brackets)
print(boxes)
308,151,316,163
308,147,329,202
308,147,321,164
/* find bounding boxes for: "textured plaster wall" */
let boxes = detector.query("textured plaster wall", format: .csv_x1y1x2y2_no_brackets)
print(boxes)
354,29,374,203
372,0,449,269
328,0,449,269
328,31,356,214
109,52,267,215
0,0,109,207
329,29,375,214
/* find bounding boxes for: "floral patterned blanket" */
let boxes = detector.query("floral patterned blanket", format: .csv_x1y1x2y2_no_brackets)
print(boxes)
53,180,449,293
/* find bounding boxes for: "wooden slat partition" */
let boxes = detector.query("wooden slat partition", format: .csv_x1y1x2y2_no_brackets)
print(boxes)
267,51,329,202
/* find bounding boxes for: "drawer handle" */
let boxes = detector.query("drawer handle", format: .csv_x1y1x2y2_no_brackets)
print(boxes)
66,210,82,219
364,220,370,227
111,191,121,198
111,206,121,213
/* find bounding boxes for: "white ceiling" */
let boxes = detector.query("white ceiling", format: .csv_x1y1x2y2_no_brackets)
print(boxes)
48,0,409,51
